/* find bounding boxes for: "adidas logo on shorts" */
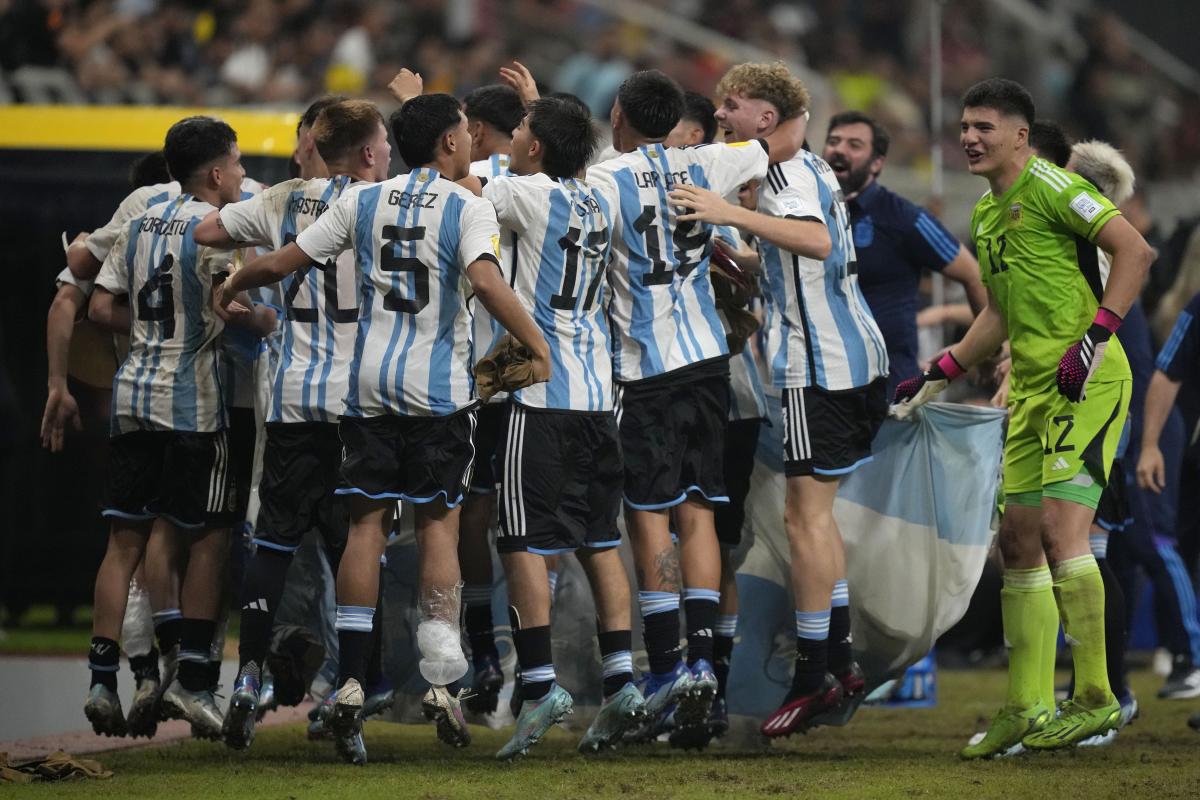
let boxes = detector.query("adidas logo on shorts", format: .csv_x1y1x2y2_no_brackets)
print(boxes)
1051,457,1071,472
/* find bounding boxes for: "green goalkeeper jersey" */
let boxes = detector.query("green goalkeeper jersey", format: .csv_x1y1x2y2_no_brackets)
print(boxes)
971,155,1131,400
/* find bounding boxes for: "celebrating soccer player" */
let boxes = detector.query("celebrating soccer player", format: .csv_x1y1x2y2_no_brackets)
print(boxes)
893,78,1154,755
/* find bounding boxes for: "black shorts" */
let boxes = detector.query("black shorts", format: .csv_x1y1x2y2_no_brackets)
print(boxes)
337,411,476,508
469,403,506,495
254,422,349,553
1095,459,1131,532
104,429,237,529
496,405,623,554
714,418,764,546
782,378,887,477
617,360,730,509
227,406,256,525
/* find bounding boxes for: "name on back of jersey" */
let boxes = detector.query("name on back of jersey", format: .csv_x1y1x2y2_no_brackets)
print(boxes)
139,216,191,236
388,188,438,210
288,195,329,217
634,169,693,189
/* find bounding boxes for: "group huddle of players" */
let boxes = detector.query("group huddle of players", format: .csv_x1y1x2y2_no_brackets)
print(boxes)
48,52,1155,765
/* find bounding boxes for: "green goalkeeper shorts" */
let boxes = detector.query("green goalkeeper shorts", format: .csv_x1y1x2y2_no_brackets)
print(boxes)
1003,380,1130,510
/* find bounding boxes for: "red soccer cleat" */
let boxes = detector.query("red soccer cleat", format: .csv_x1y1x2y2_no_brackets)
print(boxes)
760,673,843,738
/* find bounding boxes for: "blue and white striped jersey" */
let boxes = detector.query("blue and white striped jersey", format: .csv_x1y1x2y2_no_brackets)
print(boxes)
483,173,614,412
85,181,180,264
712,225,768,421
586,141,769,383
296,168,501,418
470,155,513,400
758,152,888,391
219,180,268,410
219,175,358,423
96,195,231,435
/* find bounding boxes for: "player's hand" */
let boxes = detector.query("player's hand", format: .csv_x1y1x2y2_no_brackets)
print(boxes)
1137,445,1166,494
1056,307,1122,402
530,348,552,384
213,281,250,321
499,61,539,106
890,351,965,420
41,382,82,452
388,68,423,104
989,371,1010,409
670,185,739,226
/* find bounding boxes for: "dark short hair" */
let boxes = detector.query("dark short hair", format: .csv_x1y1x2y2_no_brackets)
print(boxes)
128,150,171,189
312,99,385,164
616,70,684,139
962,78,1036,126
827,110,891,158
681,91,718,144
463,84,525,137
390,93,463,168
546,91,591,117
527,97,598,179
1029,119,1071,167
298,95,347,136
163,116,238,186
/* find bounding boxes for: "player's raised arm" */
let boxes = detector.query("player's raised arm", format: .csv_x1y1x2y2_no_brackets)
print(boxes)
498,61,540,107
387,68,424,106
42,279,86,451
217,242,310,308
670,182,831,260
194,209,242,249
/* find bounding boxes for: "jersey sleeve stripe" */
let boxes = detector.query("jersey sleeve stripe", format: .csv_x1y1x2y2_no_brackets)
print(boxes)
914,212,959,263
1156,310,1194,371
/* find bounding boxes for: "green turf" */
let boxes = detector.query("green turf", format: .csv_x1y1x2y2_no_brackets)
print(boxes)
6,670,1200,799
0,606,240,656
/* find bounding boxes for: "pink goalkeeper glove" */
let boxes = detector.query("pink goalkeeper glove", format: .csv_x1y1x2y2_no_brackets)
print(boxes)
1056,307,1122,403
890,351,965,419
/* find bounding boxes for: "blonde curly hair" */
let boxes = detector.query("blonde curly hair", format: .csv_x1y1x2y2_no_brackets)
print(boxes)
715,62,811,121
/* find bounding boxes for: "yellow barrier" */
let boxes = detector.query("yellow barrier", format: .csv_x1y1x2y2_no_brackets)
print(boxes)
0,105,299,157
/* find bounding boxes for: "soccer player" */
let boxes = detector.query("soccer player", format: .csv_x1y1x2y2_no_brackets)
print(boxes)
217,93,550,764
821,111,986,394
461,82,523,713
454,95,648,759
893,78,1154,755
586,68,804,738
84,117,265,740
664,89,769,748
193,98,392,751
673,62,889,737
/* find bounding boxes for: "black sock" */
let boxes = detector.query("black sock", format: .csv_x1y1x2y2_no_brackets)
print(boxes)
828,605,853,674
89,636,120,691
598,629,633,697
465,605,498,663
684,591,718,667
512,621,554,702
643,610,681,675
178,619,217,691
365,584,386,689
237,547,293,672
337,631,371,689
713,635,733,698
1097,556,1128,697
153,609,182,654
792,637,828,696
128,648,160,682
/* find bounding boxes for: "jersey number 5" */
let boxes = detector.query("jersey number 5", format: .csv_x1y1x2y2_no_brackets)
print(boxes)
137,253,175,339
381,225,430,314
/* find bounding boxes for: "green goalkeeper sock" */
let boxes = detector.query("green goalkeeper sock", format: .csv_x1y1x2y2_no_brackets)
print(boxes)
1037,578,1061,710
1001,566,1055,711
1053,554,1114,709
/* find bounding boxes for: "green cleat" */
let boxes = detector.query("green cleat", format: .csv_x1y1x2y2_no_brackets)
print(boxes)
960,702,1052,760
496,684,573,761
578,683,648,754
1022,698,1121,751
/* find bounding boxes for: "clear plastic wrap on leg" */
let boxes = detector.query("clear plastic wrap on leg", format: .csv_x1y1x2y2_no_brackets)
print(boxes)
417,581,468,685
121,577,155,658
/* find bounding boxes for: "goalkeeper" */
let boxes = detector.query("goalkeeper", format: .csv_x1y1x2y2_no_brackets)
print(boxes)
893,78,1154,756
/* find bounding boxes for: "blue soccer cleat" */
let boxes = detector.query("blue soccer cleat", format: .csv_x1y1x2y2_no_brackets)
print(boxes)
497,684,574,761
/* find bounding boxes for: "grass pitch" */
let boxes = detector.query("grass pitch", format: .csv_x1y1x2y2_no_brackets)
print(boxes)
8,670,1200,799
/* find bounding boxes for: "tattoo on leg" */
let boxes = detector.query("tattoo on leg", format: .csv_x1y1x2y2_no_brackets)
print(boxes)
655,548,681,594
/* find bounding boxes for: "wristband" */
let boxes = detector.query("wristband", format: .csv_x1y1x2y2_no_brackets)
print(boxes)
935,351,966,380
1094,307,1123,334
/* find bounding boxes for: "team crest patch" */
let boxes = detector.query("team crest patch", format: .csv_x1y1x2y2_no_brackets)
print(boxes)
1009,204,1022,224
854,216,875,247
